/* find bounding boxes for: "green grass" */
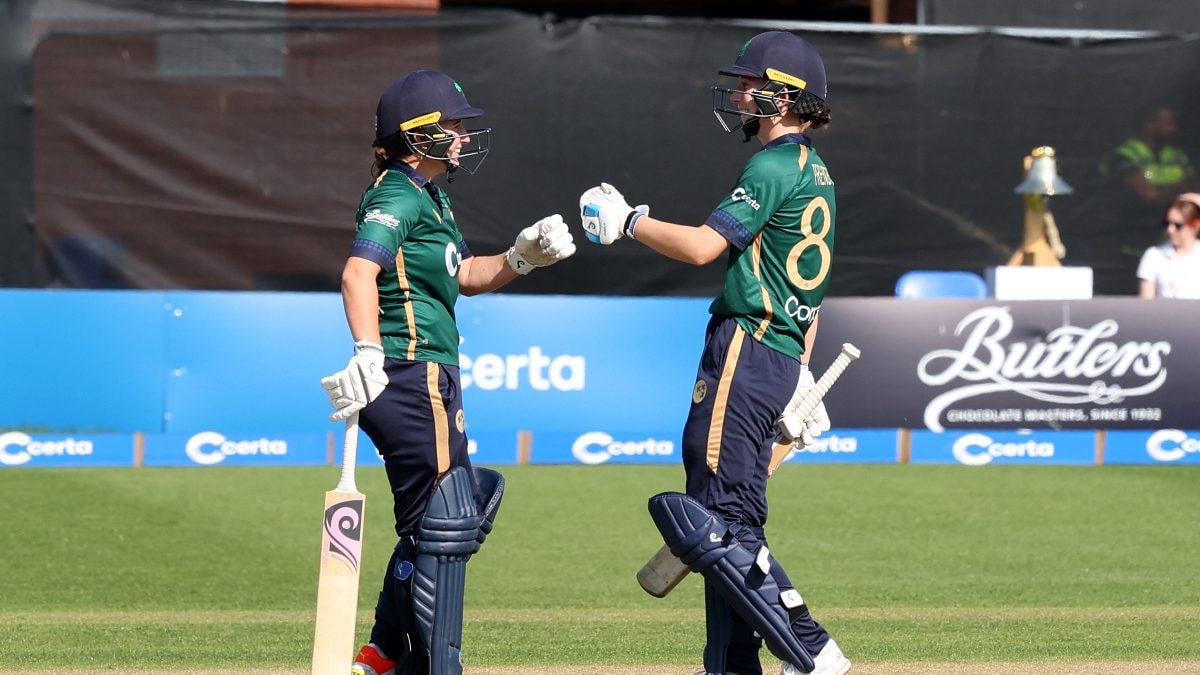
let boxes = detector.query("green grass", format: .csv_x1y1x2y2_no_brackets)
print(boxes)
0,465,1197,669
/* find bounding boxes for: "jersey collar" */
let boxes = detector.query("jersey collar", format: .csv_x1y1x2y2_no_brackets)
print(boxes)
764,133,812,150
386,159,430,188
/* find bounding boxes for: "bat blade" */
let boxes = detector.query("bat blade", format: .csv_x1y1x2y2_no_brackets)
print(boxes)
636,543,690,598
636,343,861,598
311,415,365,675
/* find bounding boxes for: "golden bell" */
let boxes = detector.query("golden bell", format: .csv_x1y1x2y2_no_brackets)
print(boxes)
1014,146,1073,196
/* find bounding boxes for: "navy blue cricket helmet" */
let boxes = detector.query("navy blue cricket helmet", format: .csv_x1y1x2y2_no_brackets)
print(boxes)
712,32,829,137
373,70,490,174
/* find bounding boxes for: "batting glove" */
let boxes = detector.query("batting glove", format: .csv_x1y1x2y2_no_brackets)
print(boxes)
320,340,387,422
579,182,649,245
506,214,576,275
775,367,831,449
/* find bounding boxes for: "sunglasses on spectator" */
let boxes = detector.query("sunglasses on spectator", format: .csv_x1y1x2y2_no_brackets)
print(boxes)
1162,219,1193,230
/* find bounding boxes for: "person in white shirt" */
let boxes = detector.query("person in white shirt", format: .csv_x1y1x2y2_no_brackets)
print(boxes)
1137,192,1200,298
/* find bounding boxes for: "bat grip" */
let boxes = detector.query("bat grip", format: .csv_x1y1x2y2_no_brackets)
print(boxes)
791,345,859,420
335,413,360,493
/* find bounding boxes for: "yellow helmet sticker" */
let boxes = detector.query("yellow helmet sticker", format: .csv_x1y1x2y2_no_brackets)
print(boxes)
765,68,806,90
400,111,442,132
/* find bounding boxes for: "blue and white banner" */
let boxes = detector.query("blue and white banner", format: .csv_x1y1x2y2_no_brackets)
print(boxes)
775,429,897,464
456,296,706,435
910,429,1095,465
466,429,522,466
528,430,680,465
142,431,328,467
341,428,523,468
1105,429,1200,465
0,431,133,468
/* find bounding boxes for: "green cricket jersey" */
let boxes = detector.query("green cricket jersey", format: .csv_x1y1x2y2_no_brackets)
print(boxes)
705,134,836,361
350,162,468,366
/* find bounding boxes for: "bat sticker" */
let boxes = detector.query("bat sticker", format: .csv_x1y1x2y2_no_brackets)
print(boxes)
323,498,364,572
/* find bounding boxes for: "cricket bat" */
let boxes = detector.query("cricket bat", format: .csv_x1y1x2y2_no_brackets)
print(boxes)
311,413,366,675
636,343,862,598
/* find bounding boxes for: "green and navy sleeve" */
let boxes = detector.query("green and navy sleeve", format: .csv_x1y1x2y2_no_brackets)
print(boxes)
706,152,794,250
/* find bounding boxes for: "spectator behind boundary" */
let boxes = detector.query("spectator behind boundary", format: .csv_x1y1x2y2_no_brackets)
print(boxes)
1137,192,1200,298
1102,104,1196,228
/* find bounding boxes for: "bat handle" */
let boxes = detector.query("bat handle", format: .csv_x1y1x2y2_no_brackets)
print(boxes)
793,342,861,420
335,413,360,493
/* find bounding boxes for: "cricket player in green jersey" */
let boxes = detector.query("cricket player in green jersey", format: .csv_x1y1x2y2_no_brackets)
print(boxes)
321,69,576,675
580,32,850,675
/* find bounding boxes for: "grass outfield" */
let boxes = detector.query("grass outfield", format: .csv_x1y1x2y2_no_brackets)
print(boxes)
0,464,1197,672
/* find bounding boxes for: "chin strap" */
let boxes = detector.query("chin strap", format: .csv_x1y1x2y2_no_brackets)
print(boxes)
741,118,760,143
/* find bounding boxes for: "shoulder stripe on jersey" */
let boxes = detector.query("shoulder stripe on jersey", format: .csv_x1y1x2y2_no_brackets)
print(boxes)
750,235,773,340
797,145,809,173
426,362,451,475
373,169,389,189
394,249,419,360
706,325,746,473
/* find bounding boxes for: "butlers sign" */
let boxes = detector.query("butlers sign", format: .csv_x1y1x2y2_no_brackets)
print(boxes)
813,298,1197,431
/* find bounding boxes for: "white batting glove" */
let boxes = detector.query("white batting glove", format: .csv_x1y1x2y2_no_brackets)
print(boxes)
775,367,831,449
506,214,576,275
320,340,387,422
579,183,649,245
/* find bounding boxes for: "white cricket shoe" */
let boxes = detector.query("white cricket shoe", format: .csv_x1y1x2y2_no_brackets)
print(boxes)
781,638,850,675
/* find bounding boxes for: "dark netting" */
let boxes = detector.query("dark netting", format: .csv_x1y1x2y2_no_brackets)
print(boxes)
0,0,44,287
13,2,1200,295
923,0,1200,32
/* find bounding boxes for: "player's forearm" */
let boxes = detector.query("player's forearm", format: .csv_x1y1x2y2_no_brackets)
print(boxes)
458,254,518,296
803,314,819,365
342,264,382,344
631,217,728,266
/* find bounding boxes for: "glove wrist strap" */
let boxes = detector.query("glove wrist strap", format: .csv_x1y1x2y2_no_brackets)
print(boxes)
354,339,384,355
624,211,645,240
506,246,533,275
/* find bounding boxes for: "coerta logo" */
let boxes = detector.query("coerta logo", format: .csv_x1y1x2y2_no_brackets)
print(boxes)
0,432,94,466
185,432,287,466
731,187,761,211
1145,429,1200,462
951,433,1054,466
571,432,673,465
793,435,858,454
460,346,584,391
444,242,462,277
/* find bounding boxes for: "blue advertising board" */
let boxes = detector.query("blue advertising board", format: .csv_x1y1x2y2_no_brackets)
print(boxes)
142,431,328,467
528,429,681,465
466,429,524,467
0,431,133,468
910,429,1096,465
1105,429,1200,465
0,290,166,432
775,429,898,465
455,295,708,434
162,291,349,434
4,290,1198,468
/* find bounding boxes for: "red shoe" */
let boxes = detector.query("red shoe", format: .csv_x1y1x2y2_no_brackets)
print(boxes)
351,643,396,675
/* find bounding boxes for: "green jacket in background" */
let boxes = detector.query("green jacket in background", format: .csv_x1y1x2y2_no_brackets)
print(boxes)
1102,137,1194,186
